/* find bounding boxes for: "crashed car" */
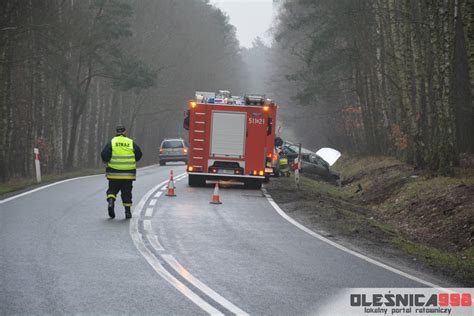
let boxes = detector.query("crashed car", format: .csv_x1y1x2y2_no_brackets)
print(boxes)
302,148,341,184
278,141,341,184
280,142,313,163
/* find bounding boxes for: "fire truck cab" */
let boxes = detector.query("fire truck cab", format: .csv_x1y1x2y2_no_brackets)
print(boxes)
184,91,277,189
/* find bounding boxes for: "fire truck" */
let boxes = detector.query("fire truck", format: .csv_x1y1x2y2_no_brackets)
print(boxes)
183,91,277,189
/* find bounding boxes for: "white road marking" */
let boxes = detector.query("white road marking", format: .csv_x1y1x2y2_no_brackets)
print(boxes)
145,207,154,217
161,186,167,191
261,188,444,289
174,174,187,181
130,173,225,315
162,254,249,316
143,220,152,232
0,164,170,204
0,174,102,204
154,191,163,198
149,199,157,206
131,230,222,314
147,234,165,251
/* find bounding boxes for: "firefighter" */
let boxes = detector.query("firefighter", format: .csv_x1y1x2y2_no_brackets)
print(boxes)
101,125,142,219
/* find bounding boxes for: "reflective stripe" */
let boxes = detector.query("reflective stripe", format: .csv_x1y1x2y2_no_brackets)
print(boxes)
109,161,136,165
111,155,135,159
107,194,116,199
123,203,132,207
106,172,136,176
107,175,136,180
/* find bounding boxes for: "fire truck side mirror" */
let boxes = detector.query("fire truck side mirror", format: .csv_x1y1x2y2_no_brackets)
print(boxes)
267,117,273,136
183,110,190,130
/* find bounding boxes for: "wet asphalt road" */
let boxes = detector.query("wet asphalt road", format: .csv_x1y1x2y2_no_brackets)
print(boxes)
1,164,430,315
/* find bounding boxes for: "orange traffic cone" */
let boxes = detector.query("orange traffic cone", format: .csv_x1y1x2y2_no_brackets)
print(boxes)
210,183,222,204
166,170,176,197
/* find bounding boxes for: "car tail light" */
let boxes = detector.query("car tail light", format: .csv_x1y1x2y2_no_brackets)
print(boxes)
211,168,218,173
252,170,257,176
188,166,193,172
234,169,241,175
259,171,264,176
160,149,163,154
184,148,188,153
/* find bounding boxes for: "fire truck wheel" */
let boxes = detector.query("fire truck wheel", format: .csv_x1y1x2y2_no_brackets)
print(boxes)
244,179,262,190
188,174,205,187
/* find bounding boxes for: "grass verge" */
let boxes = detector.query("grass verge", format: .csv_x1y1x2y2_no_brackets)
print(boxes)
267,155,474,285
392,238,474,282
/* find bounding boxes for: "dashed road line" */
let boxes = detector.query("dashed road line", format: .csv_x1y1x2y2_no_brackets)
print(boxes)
131,173,247,315
143,220,152,232
154,191,163,198
130,175,223,315
130,219,222,314
145,207,154,217
149,199,157,206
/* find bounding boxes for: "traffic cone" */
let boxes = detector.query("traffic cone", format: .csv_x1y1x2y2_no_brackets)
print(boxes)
210,183,222,204
166,170,176,197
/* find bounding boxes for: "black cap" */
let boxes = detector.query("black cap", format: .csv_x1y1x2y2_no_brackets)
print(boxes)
116,125,126,133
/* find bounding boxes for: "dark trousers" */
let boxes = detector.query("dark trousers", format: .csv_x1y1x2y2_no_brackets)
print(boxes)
106,180,133,207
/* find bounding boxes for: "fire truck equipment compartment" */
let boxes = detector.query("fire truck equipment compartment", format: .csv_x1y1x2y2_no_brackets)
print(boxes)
210,111,246,158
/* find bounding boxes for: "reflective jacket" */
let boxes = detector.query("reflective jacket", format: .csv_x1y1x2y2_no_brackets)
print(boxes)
101,135,143,180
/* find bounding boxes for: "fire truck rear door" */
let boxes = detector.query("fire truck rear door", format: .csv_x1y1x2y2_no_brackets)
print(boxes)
210,111,246,158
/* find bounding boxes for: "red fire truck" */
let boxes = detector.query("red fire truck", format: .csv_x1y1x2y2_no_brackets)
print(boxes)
183,92,277,189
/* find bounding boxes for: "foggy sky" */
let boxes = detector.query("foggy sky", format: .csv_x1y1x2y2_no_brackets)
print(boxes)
211,0,274,48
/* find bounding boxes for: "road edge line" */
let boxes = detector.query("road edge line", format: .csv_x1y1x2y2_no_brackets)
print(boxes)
0,164,166,204
261,187,446,289
0,174,102,204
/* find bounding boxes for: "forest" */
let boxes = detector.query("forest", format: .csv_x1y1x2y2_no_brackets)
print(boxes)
0,0,244,181
1,0,473,182
271,0,474,175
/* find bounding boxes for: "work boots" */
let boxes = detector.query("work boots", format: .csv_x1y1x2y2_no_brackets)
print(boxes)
125,206,132,219
107,198,115,219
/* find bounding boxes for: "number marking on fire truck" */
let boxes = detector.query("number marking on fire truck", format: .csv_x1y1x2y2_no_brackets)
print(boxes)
248,117,265,125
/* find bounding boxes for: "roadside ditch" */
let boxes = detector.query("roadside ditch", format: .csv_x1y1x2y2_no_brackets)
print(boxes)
265,156,474,286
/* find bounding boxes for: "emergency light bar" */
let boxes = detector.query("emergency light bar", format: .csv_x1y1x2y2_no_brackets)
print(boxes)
195,91,269,106
244,94,266,106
